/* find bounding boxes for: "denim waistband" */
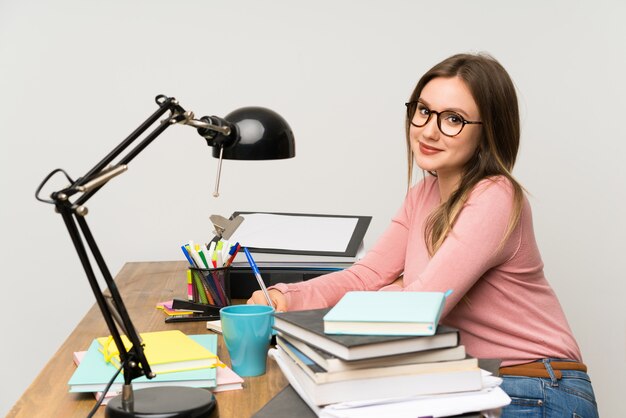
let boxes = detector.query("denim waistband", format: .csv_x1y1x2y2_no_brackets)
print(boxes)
499,358,587,382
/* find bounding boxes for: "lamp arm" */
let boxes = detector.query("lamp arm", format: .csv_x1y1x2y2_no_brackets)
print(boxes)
42,95,207,390
75,96,182,192
70,96,183,206
55,200,149,384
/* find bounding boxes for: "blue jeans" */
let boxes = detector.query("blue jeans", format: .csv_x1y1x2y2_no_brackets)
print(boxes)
500,360,599,418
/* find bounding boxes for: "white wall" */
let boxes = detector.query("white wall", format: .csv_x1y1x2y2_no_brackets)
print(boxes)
1,1,624,416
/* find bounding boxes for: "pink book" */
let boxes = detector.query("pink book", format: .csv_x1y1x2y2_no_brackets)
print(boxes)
214,365,244,392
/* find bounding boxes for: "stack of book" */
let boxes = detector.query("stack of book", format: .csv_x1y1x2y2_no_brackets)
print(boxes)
68,330,243,405
270,292,510,417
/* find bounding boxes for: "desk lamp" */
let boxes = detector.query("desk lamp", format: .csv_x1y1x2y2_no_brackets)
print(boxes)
35,95,295,418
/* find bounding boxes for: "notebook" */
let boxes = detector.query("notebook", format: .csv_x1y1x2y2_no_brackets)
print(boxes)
271,347,482,406
323,291,447,335
277,336,478,384
96,330,218,374
278,332,467,373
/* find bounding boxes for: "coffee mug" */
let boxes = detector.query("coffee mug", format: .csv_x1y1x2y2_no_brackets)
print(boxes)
220,304,275,377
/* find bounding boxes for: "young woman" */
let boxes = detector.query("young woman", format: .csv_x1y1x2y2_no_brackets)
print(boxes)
248,53,599,417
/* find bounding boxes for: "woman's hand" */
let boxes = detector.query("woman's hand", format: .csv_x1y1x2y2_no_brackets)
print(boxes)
390,275,404,287
247,289,288,312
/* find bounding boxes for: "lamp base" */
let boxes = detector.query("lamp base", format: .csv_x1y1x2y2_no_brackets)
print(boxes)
105,386,217,418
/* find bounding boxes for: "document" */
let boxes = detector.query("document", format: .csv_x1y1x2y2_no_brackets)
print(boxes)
230,213,359,253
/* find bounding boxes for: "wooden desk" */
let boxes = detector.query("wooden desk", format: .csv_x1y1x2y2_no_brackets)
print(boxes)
7,261,288,418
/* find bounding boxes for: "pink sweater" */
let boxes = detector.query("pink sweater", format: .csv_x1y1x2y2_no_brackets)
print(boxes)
271,176,582,366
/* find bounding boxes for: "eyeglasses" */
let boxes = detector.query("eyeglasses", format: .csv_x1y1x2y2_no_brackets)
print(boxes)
405,101,482,137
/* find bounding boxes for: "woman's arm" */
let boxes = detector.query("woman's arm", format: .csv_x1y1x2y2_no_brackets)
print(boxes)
267,215,410,310
401,178,521,317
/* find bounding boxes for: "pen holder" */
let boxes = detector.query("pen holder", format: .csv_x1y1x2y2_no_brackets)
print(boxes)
189,266,231,308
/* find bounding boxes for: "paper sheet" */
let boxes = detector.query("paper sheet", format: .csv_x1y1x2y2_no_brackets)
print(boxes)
229,213,359,253
319,386,510,417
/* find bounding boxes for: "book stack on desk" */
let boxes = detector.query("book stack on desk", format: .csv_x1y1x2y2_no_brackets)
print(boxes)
68,332,241,404
269,296,510,417
272,307,481,406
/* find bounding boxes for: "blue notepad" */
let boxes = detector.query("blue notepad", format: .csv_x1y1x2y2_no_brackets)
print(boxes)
68,334,218,393
323,291,447,336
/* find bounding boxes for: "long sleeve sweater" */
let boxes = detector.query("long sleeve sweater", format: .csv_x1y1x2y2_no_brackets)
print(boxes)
270,175,582,366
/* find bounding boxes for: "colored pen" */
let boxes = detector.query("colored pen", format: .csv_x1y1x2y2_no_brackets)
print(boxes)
228,242,239,257
225,242,240,267
181,245,195,267
187,241,205,268
207,241,218,268
197,248,210,269
220,239,230,265
243,247,273,307
186,269,194,301
215,241,224,267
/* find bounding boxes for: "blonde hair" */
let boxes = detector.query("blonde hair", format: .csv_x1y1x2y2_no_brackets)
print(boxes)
405,53,524,255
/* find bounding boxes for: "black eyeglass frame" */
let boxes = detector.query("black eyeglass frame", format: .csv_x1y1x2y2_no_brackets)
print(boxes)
405,101,482,137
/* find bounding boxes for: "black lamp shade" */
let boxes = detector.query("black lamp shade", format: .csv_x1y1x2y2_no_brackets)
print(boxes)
213,107,295,160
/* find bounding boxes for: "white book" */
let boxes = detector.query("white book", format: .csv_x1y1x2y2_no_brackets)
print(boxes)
279,333,467,373
271,347,483,406
277,336,477,384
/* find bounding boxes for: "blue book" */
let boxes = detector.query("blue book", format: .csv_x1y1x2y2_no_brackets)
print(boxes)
68,334,218,394
323,291,447,336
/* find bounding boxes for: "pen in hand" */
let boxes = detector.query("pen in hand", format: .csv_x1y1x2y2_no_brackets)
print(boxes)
243,247,274,308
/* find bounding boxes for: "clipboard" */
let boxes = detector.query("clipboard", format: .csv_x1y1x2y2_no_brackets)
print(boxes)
229,211,371,258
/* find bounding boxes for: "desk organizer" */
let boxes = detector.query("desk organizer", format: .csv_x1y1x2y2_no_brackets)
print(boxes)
189,266,231,307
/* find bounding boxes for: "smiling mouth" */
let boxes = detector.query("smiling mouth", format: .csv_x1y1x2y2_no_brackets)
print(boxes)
419,142,443,155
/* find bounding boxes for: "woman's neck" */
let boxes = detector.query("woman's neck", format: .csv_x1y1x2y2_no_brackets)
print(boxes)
436,173,461,203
